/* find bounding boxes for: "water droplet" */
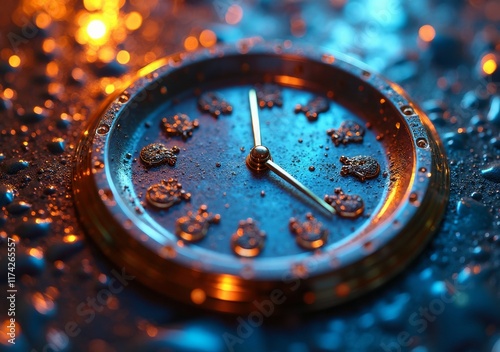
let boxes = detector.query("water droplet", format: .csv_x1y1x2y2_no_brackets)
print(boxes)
198,92,233,117
17,107,48,123
327,120,365,146
44,185,57,195
4,159,29,174
339,155,380,182
255,83,283,108
460,89,490,110
17,247,46,276
161,113,199,139
427,111,447,126
56,116,71,129
46,236,84,262
374,293,411,330
324,188,364,218
422,100,447,114
146,178,191,209
295,96,329,121
443,131,468,150
490,137,500,149
16,218,52,238
231,218,266,257
470,192,482,200
90,59,127,77
471,245,491,263
31,291,56,316
140,143,177,167
47,137,65,154
6,201,32,215
0,184,15,206
175,205,220,242
0,96,12,111
96,124,110,135
487,95,500,126
289,213,328,249
481,162,500,183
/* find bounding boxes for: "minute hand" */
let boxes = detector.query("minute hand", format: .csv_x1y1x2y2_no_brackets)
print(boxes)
265,160,336,215
249,89,262,146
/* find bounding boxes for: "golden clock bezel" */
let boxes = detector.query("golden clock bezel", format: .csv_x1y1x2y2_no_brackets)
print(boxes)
73,40,449,313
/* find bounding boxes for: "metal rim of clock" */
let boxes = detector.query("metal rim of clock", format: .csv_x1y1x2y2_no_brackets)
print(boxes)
73,40,450,313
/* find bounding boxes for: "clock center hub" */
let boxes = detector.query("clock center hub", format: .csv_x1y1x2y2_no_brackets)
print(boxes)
246,145,272,172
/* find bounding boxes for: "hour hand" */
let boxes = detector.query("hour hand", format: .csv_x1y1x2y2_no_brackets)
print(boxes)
249,89,262,147
265,159,336,215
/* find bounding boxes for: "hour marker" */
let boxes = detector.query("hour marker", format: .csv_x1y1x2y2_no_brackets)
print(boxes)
289,213,329,250
146,178,191,209
339,155,380,182
231,218,266,257
294,96,329,121
198,91,232,117
327,120,365,146
175,205,220,242
140,143,179,167
256,84,283,108
161,113,199,140
324,188,364,219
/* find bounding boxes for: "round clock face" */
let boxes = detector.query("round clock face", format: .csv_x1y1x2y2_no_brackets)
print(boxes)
73,41,449,313
134,84,385,256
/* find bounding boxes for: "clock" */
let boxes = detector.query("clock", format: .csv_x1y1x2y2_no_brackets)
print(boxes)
73,40,449,313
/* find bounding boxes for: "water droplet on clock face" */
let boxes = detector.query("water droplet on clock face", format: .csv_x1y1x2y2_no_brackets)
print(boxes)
127,83,389,258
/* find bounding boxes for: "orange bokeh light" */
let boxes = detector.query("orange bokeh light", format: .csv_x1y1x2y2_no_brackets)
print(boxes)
87,19,107,40
184,36,199,51
35,12,52,29
199,29,217,47
3,88,14,99
116,50,130,64
419,24,436,42
42,38,56,53
481,53,497,75
190,288,206,304
8,55,21,68
125,11,142,31
226,4,243,25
